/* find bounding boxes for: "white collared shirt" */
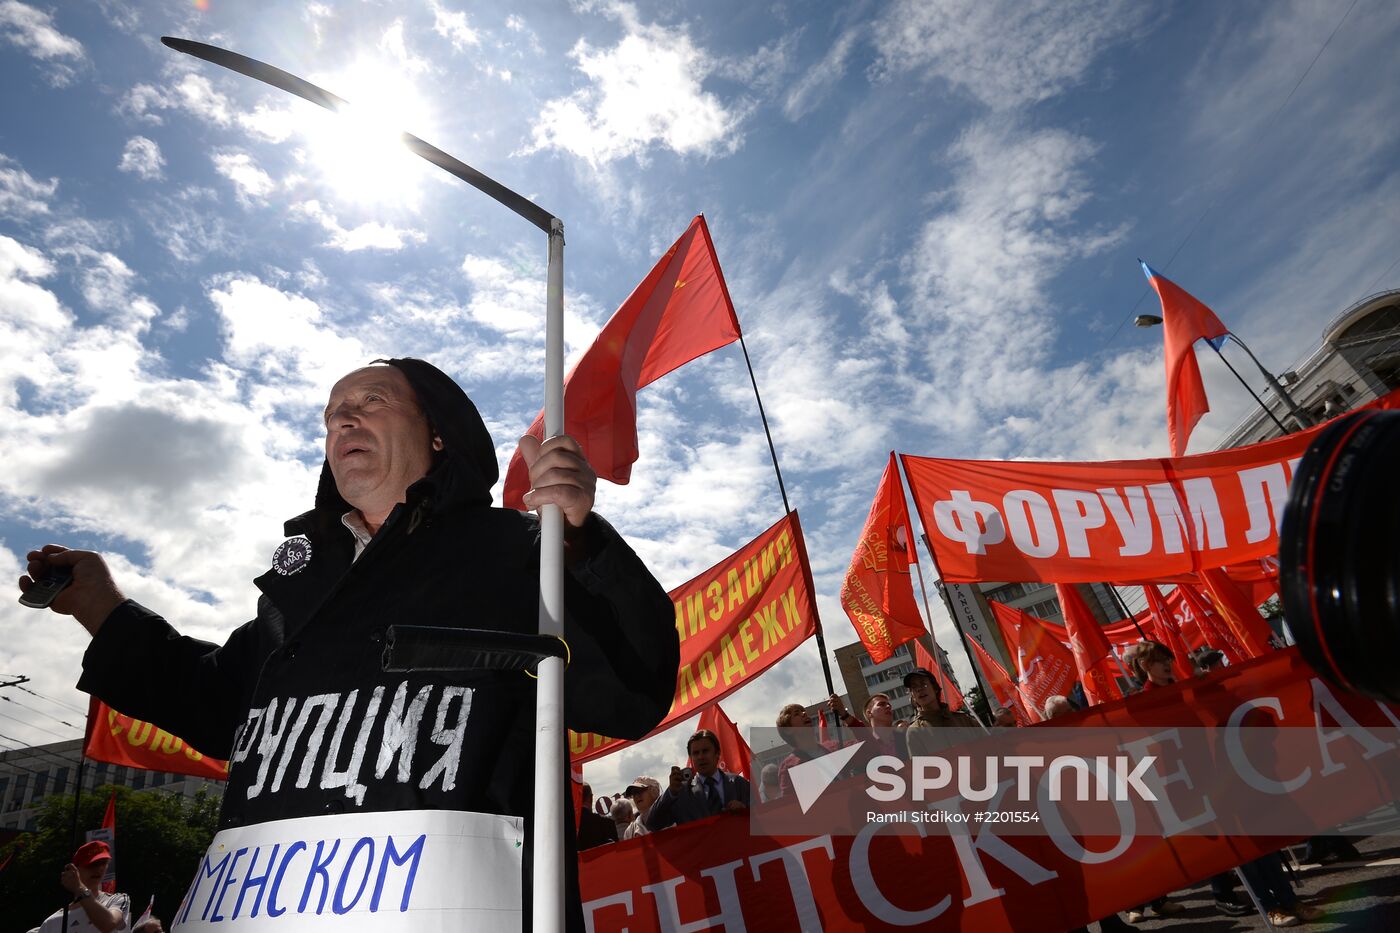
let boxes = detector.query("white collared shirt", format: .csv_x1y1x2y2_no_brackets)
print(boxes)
341,511,374,561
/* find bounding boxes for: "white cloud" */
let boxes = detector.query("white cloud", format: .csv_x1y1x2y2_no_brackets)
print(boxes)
528,17,742,164
118,135,165,180
429,0,480,50
121,73,235,128
783,27,860,121
0,152,57,215
212,150,276,204
0,0,85,85
379,18,432,74
871,0,1147,110
291,200,428,252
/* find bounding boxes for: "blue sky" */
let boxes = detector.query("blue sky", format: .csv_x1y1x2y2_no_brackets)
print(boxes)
3,0,1398,794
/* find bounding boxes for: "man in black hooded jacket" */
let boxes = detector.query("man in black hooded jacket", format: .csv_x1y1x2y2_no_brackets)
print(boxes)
21,358,679,930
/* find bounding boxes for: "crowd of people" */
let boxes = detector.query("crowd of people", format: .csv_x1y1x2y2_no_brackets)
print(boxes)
581,644,1366,931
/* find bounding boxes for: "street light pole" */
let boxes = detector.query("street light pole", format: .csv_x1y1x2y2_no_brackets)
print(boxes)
164,37,570,931
1134,314,1312,432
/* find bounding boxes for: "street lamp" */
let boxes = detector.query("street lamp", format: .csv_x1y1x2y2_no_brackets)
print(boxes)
163,37,570,930
1134,311,1314,432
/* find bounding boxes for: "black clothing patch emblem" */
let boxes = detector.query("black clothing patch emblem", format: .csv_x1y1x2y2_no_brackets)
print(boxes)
272,536,313,576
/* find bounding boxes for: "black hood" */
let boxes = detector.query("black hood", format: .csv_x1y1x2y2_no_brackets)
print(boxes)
313,357,499,516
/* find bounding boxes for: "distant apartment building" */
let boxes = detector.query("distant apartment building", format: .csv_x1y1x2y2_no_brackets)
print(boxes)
0,738,224,833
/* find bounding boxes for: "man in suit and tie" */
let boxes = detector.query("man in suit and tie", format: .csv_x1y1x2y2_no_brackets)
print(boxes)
644,728,751,830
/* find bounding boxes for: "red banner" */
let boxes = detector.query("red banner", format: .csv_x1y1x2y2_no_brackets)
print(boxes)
570,512,819,763
580,649,1400,931
83,697,229,780
903,391,1399,584
840,453,928,663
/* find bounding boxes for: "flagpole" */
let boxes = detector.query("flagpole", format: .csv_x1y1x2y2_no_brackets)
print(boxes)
909,538,989,732
1106,584,1149,640
1219,332,1314,428
1206,342,1293,434
735,333,843,730
917,532,998,724
737,333,790,515
61,756,86,933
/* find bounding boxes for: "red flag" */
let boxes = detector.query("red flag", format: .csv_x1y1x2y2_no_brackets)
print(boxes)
695,704,753,783
83,697,229,780
988,601,1078,716
571,764,585,831
840,453,927,663
911,637,966,712
1141,262,1231,457
1176,583,1248,663
1056,584,1123,704
503,215,741,506
1197,567,1275,658
1141,584,1194,682
967,635,1036,724
85,791,117,893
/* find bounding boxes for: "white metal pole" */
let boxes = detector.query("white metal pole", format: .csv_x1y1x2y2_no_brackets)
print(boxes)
533,218,567,932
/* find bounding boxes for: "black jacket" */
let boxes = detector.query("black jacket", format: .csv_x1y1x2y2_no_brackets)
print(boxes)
77,358,679,927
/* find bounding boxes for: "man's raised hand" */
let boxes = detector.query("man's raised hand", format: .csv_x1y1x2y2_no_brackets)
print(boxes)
20,545,125,636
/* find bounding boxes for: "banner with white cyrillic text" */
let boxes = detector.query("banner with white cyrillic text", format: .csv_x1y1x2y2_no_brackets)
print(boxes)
903,391,1400,584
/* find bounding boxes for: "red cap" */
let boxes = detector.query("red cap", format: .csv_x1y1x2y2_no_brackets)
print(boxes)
72,840,111,868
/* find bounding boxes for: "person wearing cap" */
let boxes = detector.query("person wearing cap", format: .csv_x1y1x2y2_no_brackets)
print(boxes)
22,359,679,931
621,776,660,839
903,667,978,756
28,840,130,933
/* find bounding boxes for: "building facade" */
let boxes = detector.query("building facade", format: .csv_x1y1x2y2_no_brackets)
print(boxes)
1217,288,1400,448
0,738,224,833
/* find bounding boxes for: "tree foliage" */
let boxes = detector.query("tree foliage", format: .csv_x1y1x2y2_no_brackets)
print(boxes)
0,784,220,933
962,685,993,725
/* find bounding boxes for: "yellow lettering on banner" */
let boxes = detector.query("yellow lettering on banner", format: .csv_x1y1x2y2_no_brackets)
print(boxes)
153,729,182,755
569,731,619,756
127,720,153,749
183,746,205,762
676,664,701,706
726,569,744,613
759,542,779,583
743,557,763,600
107,709,125,739
739,619,760,662
780,585,803,634
707,581,724,621
719,634,746,685
686,590,708,638
699,652,719,690
755,600,783,651
777,530,794,568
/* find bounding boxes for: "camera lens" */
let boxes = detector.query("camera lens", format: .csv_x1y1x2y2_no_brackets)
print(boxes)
1280,410,1400,702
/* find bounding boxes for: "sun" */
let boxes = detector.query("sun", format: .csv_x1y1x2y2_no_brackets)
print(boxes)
295,60,437,209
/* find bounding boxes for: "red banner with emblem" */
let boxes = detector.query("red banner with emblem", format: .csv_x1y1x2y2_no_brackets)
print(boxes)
902,391,1399,584
579,648,1400,931
83,697,229,780
570,512,819,763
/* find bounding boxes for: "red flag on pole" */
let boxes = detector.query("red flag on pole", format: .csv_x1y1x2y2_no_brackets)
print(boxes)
988,601,1078,717
911,637,966,712
1141,584,1195,681
85,791,117,893
840,453,928,663
1197,567,1275,658
694,703,753,783
1056,584,1123,705
1176,582,1248,663
967,635,1036,724
503,215,742,506
1141,262,1231,457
